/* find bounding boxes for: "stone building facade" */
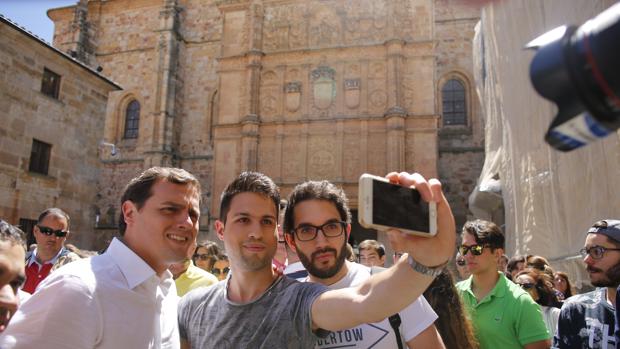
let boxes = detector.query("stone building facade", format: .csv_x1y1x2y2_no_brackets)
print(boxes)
46,0,483,249
0,15,121,247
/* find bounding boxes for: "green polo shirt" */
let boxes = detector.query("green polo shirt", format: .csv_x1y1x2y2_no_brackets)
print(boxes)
456,272,550,349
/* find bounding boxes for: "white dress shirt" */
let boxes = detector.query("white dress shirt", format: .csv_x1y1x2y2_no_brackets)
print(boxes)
0,238,180,349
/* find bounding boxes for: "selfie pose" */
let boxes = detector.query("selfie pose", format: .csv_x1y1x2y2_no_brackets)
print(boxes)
283,180,444,348
178,171,455,348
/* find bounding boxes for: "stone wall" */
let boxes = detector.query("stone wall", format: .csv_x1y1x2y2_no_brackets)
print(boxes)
0,17,120,248
434,0,484,229
44,0,485,248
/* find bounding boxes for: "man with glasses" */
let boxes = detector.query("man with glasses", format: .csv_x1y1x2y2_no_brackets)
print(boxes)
456,219,550,349
178,171,456,348
283,180,443,348
553,219,620,349
22,208,79,294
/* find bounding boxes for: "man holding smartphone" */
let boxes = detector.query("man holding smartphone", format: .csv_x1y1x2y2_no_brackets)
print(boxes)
283,180,444,348
178,171,456,348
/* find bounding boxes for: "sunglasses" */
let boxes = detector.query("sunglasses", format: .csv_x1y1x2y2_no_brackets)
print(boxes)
517,282,535,290
458,244,489,256
211,267,230,275
456,259,466,266
37,225,68,238
193,254,211,261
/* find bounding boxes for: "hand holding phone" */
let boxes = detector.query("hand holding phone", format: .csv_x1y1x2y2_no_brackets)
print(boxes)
358,174,437,237
365,172,456,269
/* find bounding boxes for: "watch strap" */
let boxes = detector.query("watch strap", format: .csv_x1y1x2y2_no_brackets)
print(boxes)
407,254,447,278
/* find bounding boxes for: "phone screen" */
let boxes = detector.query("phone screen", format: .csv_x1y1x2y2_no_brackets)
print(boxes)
372,179,431,233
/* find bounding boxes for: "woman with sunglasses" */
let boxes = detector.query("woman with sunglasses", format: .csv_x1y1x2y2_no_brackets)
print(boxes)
514,268,562,335
455,253,471,281
211,254,230,281
192,241,220,272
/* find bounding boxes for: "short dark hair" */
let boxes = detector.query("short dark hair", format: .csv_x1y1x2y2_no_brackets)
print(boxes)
358,239,385,257
507,255,527,273
38,208,70,228
219,172,280,223
0,220,26,249
462,219,505,250
283,180,351,235
118,167,201,235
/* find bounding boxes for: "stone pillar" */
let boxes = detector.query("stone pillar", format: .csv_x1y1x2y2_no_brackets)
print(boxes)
385,114,406,172
67,0,96,66
146,0,180,166
240,115,259,171
385,39,406,113
384,38,406,172
240,2,264,171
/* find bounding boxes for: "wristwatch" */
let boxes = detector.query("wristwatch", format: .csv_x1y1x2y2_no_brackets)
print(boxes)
407,254,447,278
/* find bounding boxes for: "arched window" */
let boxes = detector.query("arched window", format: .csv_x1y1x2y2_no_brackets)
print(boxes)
123,100,140,139
441,79,467,126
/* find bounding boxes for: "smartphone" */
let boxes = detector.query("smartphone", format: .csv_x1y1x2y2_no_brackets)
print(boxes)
358,173,437,237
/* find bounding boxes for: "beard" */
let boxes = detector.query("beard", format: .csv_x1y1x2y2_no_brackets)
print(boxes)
588,262,620,288
297,239,348,279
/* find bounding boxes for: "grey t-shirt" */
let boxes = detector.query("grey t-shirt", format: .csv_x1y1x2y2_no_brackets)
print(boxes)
178,276,329,349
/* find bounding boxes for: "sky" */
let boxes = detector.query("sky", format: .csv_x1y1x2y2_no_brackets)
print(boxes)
0,0,78,43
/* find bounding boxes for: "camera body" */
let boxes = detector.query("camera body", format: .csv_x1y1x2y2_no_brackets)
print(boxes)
528,2,620,151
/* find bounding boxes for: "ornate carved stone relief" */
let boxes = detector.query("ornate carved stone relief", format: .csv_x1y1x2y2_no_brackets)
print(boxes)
282,136,304,179
311,65,336,115
343,133,361,181
308,5,342,48
308,136,336,178
343,0,388,44
402,75,416,112
392,0,415,42
261,0,416,52
284,81,302,113
260,70,281,118
262,4,307,51
344,79,360,109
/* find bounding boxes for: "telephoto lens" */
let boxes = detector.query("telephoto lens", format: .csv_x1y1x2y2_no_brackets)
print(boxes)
527,2,620,151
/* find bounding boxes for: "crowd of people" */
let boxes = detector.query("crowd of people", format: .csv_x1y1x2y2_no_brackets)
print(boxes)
0,166,618,349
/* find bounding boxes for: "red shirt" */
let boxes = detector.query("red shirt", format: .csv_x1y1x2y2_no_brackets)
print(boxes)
23,262,53,294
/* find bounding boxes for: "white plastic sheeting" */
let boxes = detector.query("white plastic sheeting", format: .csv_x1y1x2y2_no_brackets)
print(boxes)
471,0,620,288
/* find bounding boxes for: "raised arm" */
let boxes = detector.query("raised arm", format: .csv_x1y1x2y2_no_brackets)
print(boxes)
311,172,456,331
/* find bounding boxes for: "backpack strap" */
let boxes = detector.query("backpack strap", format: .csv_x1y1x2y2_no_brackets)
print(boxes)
388,314,404,349
370,266,404,349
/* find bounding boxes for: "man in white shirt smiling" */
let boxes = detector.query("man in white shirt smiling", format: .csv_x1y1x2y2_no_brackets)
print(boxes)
0,167,201,349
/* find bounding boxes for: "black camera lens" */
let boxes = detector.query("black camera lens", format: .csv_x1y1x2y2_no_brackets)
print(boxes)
528,3,620,151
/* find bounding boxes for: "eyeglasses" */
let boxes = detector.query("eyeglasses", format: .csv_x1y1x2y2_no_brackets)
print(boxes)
211,267,230,275
193,254,211,261
37,225,68,238
456,259,466,266
517,282,535,290
293,221,346,241
579,245,620,259
458,244,489,256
